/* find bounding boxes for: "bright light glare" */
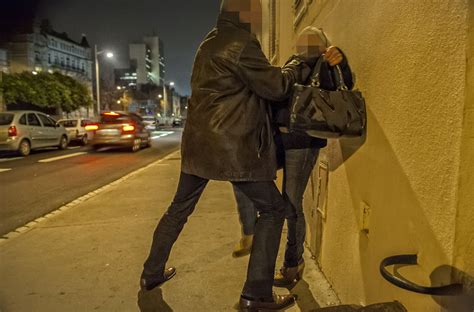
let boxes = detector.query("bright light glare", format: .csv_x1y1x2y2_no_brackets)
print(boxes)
106,52,114,58
122,124,135,132
85,125,99,131
169,82,175,86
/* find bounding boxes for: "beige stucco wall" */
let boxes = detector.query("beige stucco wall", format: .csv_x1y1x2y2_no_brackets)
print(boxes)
453,0,474,297
264,0,472,311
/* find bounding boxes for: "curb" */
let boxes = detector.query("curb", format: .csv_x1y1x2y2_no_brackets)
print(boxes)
0,149,181,246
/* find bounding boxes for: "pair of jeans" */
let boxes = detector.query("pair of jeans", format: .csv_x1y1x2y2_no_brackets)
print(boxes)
142,172,287,299
233,147,319,267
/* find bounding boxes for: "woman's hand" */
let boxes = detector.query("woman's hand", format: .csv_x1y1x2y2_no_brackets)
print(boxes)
324,46,344,66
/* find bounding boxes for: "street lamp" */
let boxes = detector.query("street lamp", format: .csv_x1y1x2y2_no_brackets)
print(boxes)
162,81,175,122
94,44,114,116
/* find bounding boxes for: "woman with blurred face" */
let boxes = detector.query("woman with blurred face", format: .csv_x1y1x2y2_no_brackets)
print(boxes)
232,27,354,287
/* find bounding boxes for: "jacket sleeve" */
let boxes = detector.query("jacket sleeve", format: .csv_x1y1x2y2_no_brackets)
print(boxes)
237,38,312,102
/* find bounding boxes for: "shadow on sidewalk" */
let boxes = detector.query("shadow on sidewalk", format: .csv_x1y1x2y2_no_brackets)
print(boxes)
288,278,320,311
137,288,173,312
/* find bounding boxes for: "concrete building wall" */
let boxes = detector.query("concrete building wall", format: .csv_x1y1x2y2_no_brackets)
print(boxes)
129,43,149,85
143,36,165,86
262,0,472,311
453,0,474,299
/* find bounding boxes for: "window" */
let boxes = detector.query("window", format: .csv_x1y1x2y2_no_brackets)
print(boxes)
59,120,78,128
27,114,41,126
19,114,27,125
37,114,56,128
0,113,14,125
80,120,91,127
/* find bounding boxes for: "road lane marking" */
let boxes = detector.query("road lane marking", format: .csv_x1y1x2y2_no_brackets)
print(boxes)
0,157,24,163
151,131,174,139
0,168,12,173
38,152,87,163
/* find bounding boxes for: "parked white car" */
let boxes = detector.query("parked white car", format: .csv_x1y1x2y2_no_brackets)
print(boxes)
0,111,69,156
58,118,93,146
142,115,158,131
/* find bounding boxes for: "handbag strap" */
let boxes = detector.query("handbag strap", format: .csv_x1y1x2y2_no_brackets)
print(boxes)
310,56,349,91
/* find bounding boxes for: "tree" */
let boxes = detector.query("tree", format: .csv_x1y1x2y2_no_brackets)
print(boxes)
0,71,92,114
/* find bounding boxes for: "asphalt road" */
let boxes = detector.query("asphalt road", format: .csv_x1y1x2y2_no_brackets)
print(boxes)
0,128,182,236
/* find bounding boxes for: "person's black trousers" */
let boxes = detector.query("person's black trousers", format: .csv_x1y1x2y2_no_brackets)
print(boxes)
142,171,286,299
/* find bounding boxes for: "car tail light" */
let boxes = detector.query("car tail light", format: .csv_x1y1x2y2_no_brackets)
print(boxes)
122,124,135,133
8,126,17,137
85,124,99,131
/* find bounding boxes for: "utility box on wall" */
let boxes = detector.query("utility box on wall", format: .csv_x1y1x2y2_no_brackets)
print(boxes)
304,160,329,264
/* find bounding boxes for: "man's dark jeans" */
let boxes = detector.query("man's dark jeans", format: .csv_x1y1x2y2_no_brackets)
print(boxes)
142,172,286,299
233,147,319,268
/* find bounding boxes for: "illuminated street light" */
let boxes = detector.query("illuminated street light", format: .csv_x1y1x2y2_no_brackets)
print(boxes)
158,94,163,99
94,45,115,116
117,86,122,90
32,71,38,75
169,82,175,87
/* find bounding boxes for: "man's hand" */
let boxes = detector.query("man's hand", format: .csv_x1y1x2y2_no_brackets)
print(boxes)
324,46,343,66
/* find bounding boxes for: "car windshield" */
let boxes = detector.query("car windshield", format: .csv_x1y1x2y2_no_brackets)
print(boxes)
59,120,78,128
0,113,14,125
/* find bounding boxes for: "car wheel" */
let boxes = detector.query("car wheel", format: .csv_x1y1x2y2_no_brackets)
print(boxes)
58,135,68,150
81,135,88,146
18,139,31,156
130,138,141,152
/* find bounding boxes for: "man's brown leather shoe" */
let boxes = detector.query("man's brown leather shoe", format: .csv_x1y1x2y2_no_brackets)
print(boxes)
239,293,296,311
274,261,305,287
140,267,176,291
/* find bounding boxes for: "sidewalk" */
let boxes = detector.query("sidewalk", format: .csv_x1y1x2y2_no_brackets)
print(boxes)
0,149,339,312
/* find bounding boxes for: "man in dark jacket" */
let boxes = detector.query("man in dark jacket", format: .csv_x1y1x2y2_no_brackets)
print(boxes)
140,0,315,310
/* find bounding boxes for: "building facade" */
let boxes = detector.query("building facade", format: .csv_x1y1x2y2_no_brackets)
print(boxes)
261,1,473,311
119,36,165,89
0,49,9,73
3,20,93,92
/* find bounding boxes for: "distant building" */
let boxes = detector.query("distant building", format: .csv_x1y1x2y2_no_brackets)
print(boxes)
0,20,93,92
0,49,8,73
143,36,165,86
115,68,138,89
116,36,165,89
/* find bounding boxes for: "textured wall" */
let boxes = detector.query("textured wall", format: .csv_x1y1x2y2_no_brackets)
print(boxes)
271,0,471,311
453,0,474,299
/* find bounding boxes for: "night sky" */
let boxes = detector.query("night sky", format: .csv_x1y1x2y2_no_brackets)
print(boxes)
37,0,222,95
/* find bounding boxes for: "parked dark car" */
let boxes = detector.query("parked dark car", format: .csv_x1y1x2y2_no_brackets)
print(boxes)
90,111,151,152
172,118,183,127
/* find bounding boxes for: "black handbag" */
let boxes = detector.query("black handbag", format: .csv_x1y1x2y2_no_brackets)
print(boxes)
289,57,367,138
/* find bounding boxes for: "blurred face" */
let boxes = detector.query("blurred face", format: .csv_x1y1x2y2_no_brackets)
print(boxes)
225,0,262,35
296,33,327,56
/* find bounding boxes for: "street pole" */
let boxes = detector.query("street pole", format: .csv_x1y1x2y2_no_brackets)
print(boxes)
163,83,167,123
0,71,4,112
94,45,101,116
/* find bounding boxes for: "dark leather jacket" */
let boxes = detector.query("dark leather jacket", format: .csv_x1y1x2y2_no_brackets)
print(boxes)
181,14,312,181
